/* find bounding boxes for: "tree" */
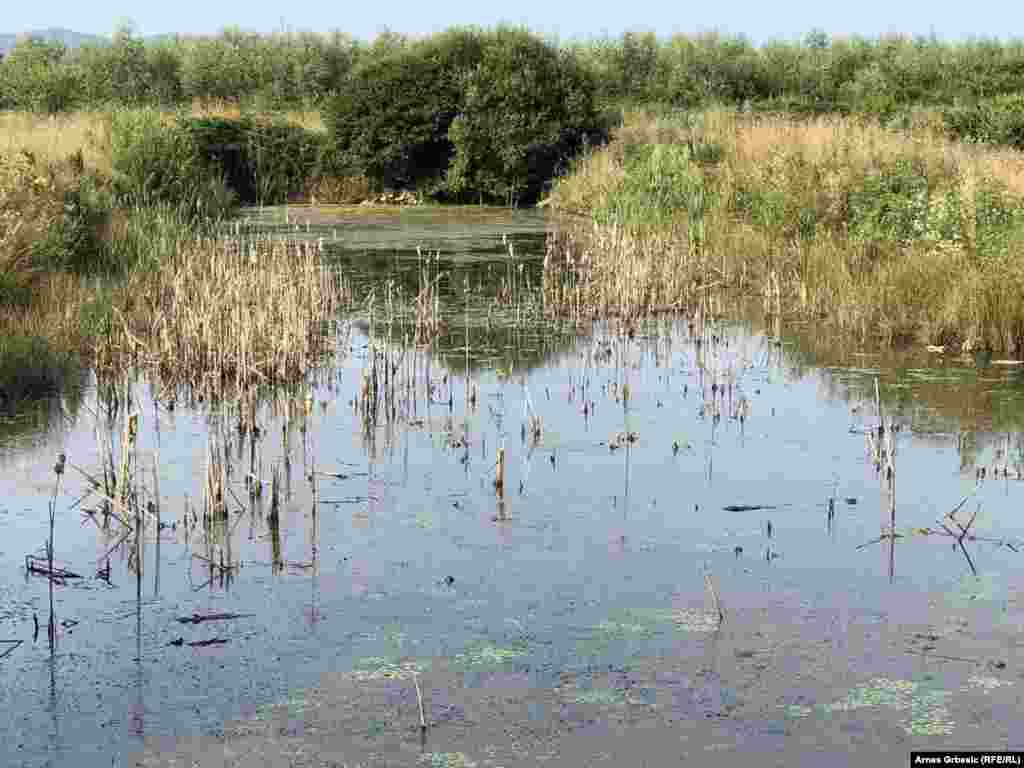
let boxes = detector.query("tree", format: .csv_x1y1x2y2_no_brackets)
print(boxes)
0,38,79,112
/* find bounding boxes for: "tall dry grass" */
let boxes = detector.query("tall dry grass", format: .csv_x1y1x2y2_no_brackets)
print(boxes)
99,234,351,402
0,105,326,172
549,108,1024,352
0,112,113,174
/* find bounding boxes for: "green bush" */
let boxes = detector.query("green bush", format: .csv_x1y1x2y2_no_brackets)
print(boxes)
0,38,81,112
30,171,116,274
326,27,602,204
0,334,79,408
179,115,327,204
327,29,480,191
109,108,236,218
443,28,601,205
944,94,1024,149
847,160,930,242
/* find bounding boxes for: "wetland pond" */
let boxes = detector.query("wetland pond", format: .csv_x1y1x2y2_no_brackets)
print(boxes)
3,206,1024,768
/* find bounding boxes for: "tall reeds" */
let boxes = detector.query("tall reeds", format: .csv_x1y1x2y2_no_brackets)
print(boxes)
98,233,351,403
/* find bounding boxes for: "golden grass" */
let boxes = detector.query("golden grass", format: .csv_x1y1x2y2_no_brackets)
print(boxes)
99,234,351,402
0,111,113,174
0,104,326,174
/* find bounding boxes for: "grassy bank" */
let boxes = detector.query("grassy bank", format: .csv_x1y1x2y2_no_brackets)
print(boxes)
547,108,1024,353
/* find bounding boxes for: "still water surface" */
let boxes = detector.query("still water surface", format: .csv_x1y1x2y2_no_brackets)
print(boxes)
2,206,1024,767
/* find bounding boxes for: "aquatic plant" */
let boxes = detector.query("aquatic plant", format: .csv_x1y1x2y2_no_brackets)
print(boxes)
452,641,528,667
572,687,626,705
823,677,956,736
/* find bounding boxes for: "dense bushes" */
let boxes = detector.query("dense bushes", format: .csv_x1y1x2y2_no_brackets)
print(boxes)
327,27,604,204
108,109,333,213
944,94,1024,149
109,108,236,216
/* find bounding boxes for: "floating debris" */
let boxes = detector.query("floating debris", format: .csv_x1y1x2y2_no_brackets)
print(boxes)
420,753,477,768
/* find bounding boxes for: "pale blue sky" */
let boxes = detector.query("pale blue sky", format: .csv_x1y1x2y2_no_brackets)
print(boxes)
8,0,1024,43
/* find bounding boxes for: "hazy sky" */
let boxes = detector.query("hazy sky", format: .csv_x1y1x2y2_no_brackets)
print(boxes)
8,0,1024,43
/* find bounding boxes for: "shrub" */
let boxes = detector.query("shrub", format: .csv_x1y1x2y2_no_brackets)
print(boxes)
443,27,601,205
109,108,236,218
326,27,603,204
943,94,1024,149
327,30,479,191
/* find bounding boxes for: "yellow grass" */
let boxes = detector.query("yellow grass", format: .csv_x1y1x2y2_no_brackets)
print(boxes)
0,111,113,174
0,104,326,174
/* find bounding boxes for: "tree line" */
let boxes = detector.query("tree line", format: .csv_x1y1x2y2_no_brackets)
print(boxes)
5,26,1024,115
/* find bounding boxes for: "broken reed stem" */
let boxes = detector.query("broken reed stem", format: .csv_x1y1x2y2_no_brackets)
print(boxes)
413,670,427,735
704,569,725,625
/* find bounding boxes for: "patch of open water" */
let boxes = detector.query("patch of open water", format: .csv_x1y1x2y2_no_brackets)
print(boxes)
2,207,1024,767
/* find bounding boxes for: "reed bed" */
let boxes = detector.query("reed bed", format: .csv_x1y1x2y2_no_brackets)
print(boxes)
549,108,1024,353
99,234,351,403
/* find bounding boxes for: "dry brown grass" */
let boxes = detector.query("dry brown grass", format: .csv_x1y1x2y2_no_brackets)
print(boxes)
298,174,372,204
0,105,326,175
0,111,113,174
187,98,325,132
100,234,351,401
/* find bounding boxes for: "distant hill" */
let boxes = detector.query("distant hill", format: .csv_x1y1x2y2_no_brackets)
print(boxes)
0,28,109,56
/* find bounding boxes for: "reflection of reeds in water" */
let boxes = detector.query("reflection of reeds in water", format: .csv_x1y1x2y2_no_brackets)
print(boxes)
414,247,445,345
269,463,282,574
204,433,228,523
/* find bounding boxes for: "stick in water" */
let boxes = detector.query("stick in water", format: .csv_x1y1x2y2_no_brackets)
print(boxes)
413,669,427,739
704,568,725,625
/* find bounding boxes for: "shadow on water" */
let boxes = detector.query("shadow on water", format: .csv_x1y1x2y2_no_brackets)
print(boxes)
2,206,1024,767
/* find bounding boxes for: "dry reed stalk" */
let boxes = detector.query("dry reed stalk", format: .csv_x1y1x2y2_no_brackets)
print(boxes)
102,235,350,402
704,569,725,625
413,670,427,738
204,434,228,521
495,447,505,495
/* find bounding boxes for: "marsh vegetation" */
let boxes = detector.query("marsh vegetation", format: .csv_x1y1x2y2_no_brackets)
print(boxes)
5,21,1024,768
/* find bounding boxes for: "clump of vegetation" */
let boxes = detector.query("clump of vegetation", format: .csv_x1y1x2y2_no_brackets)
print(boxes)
944,94,1024,149
549,108,1024,353
327,26,606,205
0,334,80,412
98,234,351,402
109,108,236,216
